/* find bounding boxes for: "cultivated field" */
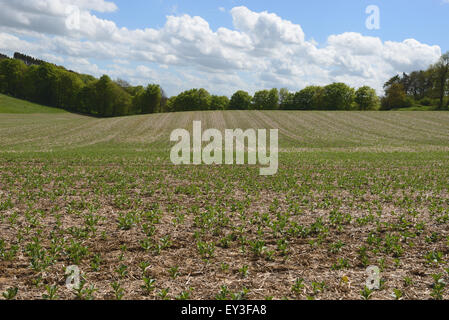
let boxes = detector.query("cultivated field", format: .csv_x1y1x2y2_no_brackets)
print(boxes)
1,96,449,300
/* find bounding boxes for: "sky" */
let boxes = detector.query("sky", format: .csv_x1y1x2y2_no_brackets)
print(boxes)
0,0,448,96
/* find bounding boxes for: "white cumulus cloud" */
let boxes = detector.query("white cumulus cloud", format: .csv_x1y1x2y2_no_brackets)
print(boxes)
0,2,442,96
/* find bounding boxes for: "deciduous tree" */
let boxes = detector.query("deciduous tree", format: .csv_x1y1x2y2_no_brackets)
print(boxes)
229,90,252,110
355,86,379,110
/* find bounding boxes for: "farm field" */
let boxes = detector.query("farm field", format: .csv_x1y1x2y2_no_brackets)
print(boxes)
1,102,449,300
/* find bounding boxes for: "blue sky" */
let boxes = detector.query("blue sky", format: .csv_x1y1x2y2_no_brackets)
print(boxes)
0,0,447,96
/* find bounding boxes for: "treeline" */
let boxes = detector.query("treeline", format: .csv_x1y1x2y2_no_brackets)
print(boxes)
381,52,449,110
165,84,379,111
1,51,448,116
0,52,165,117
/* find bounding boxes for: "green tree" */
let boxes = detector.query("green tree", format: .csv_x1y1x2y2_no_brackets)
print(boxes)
170,88,211,112
355,86,379,110
58,71,84,111
407,70,433,100
267,88,279,110
279,88,295,110
430,52,449,109
95,75,116,116
252,90,270,110
229,90,252,110
131,86,146,114
77,82,97,114
209,95,229,110
21,65,38,101
381,83,410,110
0,58,26,97
112,85,132,116
294,86,324,110
194,88,211,111
141,84,162,114
31,63,60,106
322,83,355,110
253,88,280,110
93,75,131,116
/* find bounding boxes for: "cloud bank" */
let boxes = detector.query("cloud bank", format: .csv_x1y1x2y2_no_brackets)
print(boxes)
0,1,442,95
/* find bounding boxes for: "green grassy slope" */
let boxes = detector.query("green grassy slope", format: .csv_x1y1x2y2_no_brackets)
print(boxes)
0,94,68,114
